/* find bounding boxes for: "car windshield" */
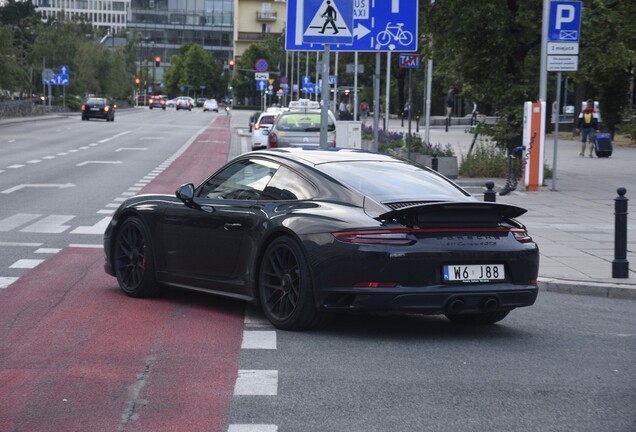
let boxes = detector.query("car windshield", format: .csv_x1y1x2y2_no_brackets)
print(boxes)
319,160,471,202
277,113,334,132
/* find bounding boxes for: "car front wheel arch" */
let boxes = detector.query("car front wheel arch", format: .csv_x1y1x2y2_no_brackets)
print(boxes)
257,234,326,330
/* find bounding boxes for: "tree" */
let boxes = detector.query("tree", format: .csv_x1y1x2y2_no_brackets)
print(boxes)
232,36,285,103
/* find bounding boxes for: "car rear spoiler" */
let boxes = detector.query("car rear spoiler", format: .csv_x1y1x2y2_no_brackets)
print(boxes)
378,201,527,223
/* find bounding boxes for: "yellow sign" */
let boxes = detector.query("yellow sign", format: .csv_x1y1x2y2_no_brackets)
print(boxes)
268,78,275,85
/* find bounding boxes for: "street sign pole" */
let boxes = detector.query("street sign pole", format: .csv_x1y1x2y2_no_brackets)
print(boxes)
320,44,330,148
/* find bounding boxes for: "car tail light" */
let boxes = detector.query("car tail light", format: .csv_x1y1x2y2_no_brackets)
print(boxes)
254,124,262,130
81,105,86,111
511,228,533,243
268,133,278,148
333,230,414,245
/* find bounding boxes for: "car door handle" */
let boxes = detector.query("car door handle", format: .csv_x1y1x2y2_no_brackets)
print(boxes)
224,223,243,231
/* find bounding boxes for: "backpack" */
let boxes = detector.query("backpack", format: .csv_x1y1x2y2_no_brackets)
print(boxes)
583,112,593,125
361,102,368,111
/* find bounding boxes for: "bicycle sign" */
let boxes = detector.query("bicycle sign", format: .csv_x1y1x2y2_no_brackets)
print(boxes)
286,0,418,52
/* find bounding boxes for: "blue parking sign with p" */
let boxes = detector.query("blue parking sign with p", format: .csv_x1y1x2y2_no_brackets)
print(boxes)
548,1,582,42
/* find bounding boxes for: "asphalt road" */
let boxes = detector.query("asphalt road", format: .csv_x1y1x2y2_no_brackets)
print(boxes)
1,108,634,432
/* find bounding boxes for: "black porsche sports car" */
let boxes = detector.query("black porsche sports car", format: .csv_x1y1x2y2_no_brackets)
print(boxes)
104,148,539,330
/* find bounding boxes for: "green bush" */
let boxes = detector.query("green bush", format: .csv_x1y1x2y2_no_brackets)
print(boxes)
618,110,636,144
459,143,508,177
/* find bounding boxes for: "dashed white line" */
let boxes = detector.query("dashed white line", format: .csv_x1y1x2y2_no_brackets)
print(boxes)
234,370,278,396
10,259,44,269
0,277,19,289
241,331,277,350
227,426,278,432
35,248,62,254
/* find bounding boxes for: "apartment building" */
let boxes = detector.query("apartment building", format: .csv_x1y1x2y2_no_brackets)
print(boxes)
233,0,286,61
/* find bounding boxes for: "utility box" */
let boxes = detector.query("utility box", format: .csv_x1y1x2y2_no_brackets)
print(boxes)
336,121,362,149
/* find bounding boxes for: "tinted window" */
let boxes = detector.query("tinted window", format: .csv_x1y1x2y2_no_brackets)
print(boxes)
261,166,318,201
319,161,470,202
197,159,279,200
258,115,276,126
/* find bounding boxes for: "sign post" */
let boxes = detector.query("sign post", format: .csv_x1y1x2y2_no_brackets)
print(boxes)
547,0,582,191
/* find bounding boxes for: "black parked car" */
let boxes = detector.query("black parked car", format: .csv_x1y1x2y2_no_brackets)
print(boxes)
104,148,539,330
81,98,115,121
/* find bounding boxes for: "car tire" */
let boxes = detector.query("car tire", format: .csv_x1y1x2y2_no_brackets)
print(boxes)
445,310,510,325
258,237,327,330
113,217,160,298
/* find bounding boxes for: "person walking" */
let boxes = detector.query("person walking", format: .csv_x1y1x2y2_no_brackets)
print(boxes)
576,99,599,157
359,99,370,125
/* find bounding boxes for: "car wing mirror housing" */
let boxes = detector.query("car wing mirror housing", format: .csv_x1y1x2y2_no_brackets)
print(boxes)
176,183,195,203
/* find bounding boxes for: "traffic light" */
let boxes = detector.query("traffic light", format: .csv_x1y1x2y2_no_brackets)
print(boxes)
229,59,235,70
155,56,161,67
135,77,140,86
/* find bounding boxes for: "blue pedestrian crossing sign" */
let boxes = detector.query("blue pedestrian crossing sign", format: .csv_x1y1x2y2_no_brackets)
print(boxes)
302,0,354,45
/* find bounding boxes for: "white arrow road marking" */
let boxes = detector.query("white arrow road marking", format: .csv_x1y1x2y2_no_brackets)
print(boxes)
71,216,111,235
76,161,122,167
20,215,74,233
115,147,148,152
1,183,75,194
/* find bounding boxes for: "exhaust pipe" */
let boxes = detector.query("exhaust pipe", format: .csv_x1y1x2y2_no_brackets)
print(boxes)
447,298,465,313
482,298,499,312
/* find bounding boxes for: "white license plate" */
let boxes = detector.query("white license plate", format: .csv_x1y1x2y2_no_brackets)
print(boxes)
443,264,505,282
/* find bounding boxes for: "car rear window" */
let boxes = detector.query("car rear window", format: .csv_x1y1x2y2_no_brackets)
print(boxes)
319,161,471,202
258,115,276,125
277,113,334,131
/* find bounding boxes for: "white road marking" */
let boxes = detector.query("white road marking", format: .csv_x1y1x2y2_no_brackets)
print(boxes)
20,215,74,233
116,147,148,152
0,241,42,247
234,370,278,395
97,209,115,215
241,331,277,350
71,216,111,234
0,277,19,289
10,259,44,269
76,161,122,167
1,183,75,194
7,164,24,169
228,426,278,432
0,213,41,231
35,248,62,254
68,244,102,248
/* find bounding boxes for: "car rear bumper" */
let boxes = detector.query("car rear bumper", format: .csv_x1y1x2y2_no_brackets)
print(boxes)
317,284,539,314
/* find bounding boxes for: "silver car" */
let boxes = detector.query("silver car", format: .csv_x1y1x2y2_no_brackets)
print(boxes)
267,100,336,148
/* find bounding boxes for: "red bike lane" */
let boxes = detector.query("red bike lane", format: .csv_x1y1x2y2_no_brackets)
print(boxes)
0,116,245,432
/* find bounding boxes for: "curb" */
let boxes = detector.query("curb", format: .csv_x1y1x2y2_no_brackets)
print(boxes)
537,277,636,300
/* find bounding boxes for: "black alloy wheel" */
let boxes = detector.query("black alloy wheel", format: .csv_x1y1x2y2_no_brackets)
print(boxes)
113,217,159,298
258,237,324,330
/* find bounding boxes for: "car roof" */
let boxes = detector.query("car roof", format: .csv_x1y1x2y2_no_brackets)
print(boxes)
248,148,396,166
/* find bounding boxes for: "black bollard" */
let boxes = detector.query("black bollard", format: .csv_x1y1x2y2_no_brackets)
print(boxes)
432,154,438,172
612,187,629,278
401,112,404,127
484,181,496,202
416,115,420,132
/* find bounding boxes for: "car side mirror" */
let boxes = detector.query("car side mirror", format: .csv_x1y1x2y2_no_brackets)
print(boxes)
176,183,195,202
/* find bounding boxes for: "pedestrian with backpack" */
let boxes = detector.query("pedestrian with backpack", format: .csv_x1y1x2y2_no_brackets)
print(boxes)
359,100,369,125
576,99,599,158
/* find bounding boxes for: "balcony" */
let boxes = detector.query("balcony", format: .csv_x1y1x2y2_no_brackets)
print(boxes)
238,31,282,41
256,11,277,22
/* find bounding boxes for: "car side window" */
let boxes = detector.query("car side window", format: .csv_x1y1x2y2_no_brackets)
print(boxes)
197,159,279,200
261,166,318,201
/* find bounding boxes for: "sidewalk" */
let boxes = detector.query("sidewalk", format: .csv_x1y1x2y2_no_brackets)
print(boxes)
385,116,636,300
